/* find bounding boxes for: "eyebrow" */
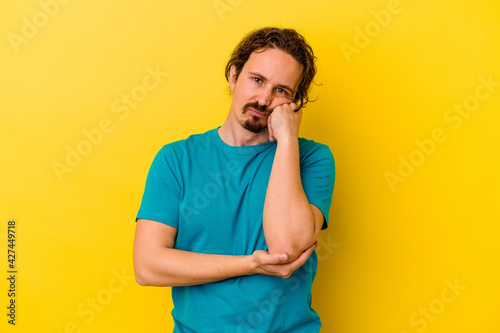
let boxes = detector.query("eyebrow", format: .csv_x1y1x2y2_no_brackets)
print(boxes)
248,71,296,93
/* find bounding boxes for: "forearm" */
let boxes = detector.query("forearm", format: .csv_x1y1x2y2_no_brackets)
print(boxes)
263,138,318,261
133,219,311,288
134,247,254,287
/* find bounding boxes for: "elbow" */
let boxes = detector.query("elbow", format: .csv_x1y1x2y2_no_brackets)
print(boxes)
133,252,151,286
134,264,153,286
134,268,171,287
133,262,176,287
135,276,149,286
133,247,164,286
268,231,319,263
278,241,315,263
133,257,164,286
264,206,321,262
268,233,316,263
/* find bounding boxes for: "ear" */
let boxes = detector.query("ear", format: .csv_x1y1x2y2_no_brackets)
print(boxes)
229,66,237,92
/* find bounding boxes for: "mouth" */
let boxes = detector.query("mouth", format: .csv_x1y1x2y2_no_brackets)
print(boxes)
248,108,267,118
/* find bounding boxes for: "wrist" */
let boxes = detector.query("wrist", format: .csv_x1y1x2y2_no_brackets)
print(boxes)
245,254,258,276
276,134,298,147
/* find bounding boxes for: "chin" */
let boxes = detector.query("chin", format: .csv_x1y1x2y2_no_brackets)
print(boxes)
241,120,267,134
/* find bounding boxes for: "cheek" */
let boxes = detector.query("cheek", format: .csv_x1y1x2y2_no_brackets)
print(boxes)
232,90,245,108
235,80,258,99
231,85,249,111
269,98,290,110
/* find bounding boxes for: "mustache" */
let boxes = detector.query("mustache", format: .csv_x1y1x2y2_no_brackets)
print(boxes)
243,102,268,113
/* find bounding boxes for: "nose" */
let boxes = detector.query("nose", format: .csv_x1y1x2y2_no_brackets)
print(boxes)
257,86,274,110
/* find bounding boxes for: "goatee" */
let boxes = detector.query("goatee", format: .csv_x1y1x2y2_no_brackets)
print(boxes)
240,102,268,133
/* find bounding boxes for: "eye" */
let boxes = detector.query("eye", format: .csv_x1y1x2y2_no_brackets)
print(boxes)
276,87,292,98
253,77,262,83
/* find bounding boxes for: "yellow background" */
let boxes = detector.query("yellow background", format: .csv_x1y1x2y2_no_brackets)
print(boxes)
1,0,499,332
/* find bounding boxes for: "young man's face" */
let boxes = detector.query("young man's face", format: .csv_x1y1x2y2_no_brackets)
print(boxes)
229,48,303,134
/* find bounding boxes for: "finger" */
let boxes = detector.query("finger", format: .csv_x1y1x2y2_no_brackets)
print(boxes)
267,114,275,142
260,251,288,265
288,243,316,268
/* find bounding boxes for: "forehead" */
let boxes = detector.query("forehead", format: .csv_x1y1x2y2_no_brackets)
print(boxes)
241,48,303,89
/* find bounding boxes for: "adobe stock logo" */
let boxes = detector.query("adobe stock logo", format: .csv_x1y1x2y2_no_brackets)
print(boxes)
52,65,168,182
213,0,245,21
8,0,72,53
398,277,467,333
55,268,133,333
180,159,242,225
385,74,499,192
340,0,403,63
237,236,340,333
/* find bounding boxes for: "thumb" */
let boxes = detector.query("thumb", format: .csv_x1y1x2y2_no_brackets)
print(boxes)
277,253,288,263
262,252,288,264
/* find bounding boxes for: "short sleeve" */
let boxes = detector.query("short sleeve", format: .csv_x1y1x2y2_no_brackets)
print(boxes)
299,141,336,230
136,145,182,228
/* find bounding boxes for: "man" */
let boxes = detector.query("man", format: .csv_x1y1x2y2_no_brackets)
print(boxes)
134,27,335,332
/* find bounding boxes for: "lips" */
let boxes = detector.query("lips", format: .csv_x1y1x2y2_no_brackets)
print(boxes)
248,108,267,118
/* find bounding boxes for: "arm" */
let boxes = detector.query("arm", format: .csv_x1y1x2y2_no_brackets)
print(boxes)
264,103,324,262
133,219,317,287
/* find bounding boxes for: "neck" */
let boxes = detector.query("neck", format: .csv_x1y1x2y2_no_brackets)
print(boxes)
218,111,269,146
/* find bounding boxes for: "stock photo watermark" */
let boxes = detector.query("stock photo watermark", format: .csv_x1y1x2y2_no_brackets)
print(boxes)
51,65,168,182
340,0,403,63
55,267,133,333
316,234,341,262
180,146,270,224
180,145,264,225
181,159,242,224
8,0,72,53
237,235,340,332
385,73,499,192
6,219,17,325
213,0,245,21
399,277,467,333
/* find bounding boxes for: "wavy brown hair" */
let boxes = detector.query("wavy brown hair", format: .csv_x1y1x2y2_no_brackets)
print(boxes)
225,27,317,109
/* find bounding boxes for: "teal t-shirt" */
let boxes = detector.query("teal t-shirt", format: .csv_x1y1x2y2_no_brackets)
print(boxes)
136,128,335,333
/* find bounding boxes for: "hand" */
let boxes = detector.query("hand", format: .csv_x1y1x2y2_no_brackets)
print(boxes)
267,103,302,142
251,242,317,278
